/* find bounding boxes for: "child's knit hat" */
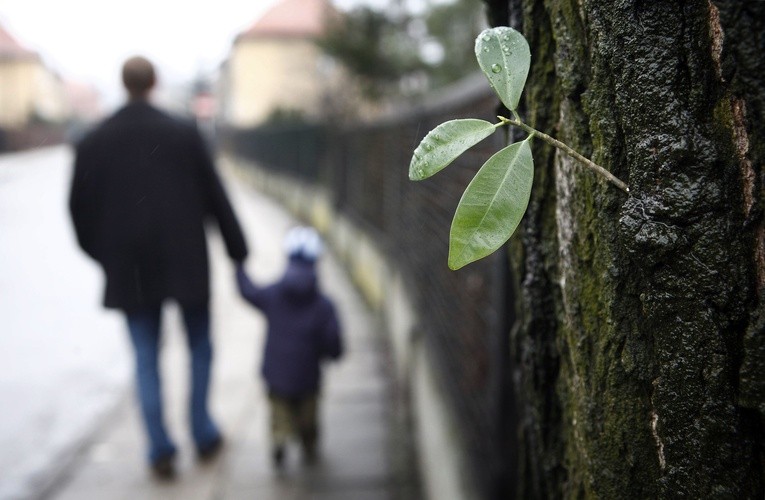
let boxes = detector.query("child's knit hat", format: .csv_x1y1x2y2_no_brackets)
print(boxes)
284,226,323,262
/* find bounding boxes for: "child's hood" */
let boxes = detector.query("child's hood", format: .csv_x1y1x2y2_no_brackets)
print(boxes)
280,260,318,301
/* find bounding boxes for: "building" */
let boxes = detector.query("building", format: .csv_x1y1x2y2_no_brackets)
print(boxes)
220,0,352,127
0,23,67,129
63,81,102,123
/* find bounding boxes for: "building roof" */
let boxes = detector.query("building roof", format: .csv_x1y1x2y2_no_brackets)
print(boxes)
238,0,336,40
0,23,38,61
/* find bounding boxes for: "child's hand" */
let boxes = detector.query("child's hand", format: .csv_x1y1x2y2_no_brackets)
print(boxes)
235,265,248,289
235,264,265,308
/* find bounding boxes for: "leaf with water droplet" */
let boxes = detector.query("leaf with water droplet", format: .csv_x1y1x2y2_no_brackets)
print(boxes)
474,26,530,111
408,119,499,181
448,138,534,270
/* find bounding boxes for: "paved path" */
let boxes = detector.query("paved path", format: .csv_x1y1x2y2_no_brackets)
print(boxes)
0,147,127,500
45,157,396,499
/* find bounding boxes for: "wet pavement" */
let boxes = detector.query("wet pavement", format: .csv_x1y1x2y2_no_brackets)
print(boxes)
0,146,396,499
0,147,128,500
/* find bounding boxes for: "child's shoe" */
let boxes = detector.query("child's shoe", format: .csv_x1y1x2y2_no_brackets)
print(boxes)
272,444,286,468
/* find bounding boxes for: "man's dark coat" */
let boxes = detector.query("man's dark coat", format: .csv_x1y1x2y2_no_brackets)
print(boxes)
69,100,248,311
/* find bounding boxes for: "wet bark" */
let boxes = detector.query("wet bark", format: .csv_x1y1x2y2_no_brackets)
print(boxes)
486,0,765,497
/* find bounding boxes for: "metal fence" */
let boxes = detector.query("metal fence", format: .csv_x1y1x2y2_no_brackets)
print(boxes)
223,73,516,498
0,123,66,152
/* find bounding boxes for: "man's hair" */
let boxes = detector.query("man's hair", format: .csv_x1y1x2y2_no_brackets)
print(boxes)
122,56,156,98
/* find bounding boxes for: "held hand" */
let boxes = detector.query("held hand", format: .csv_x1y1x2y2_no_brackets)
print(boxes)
235,265,248,291
235,261,246,276
234,263,265,308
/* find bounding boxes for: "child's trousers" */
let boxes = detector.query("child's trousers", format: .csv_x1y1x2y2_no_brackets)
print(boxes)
268,392,319,456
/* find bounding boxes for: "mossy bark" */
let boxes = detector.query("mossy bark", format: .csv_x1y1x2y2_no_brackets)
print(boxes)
489,0,765,497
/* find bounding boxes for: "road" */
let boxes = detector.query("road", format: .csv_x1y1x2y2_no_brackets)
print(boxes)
0,146,128,499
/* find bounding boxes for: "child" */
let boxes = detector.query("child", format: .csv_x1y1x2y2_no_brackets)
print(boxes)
236,226,343,466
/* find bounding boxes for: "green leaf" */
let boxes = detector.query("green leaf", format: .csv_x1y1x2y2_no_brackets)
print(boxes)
474,26,530,111
409,119,498,181
448,138,533,270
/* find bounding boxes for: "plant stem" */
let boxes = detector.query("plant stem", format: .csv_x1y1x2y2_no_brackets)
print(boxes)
498,116,630,193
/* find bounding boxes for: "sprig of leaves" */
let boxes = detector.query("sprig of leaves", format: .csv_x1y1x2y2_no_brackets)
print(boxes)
409,26,629,270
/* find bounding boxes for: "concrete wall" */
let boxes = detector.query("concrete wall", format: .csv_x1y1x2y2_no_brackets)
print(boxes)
225,155,478,500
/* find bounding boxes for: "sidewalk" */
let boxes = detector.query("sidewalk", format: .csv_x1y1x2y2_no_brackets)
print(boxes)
47,170,396,499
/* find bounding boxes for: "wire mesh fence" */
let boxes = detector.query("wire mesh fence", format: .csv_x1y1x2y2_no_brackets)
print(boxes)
222,74,516,497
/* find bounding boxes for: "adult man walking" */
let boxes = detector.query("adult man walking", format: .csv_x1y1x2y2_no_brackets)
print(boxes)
68,56,248,478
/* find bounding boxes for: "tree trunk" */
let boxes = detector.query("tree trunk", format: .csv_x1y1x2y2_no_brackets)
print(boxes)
488,0,765,497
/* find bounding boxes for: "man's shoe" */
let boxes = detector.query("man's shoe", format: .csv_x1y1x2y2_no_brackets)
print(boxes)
197,435,225,462
151,455,176,480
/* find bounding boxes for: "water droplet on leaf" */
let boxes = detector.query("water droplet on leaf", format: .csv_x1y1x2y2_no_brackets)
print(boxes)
491,63,502,73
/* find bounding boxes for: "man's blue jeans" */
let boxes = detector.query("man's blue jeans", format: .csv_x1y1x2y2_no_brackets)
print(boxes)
126,304,220,463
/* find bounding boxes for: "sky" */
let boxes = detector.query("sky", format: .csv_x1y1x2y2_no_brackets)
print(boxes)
0,0,384,109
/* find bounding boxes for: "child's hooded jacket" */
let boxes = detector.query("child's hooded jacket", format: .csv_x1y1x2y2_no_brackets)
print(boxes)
236,258,342,397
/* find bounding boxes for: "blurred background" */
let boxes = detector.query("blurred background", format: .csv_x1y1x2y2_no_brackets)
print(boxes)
1,0,507,499
0,0,485,149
